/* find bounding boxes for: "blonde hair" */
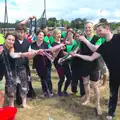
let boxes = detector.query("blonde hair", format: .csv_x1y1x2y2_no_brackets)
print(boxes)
52,29,61,39
84,22,94,34
85,22,94,26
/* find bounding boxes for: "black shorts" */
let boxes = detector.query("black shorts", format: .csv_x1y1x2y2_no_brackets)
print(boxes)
82,70,99,82
0,63,5,80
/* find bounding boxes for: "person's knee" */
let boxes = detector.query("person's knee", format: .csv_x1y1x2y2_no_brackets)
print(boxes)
83,77,89,85
8,92,15,98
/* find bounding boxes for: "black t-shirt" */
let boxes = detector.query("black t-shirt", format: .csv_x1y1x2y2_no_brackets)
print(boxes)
14,39,31,66
96,34,120,82
31,41,51,69
80,35,100,72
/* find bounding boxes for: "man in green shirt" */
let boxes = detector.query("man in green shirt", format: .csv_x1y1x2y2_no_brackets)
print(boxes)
80,35,108,89
76,22,103,115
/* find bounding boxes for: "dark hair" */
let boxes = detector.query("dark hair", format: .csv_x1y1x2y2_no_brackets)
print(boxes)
67,25,72,30
95,22,110,29
99,18,108,23
15,24,26,32
5,33,16,39
40,25,47,30
35,30,46,36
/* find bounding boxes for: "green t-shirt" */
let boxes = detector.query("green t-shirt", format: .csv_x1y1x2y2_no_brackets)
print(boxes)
48,44,52,48
44,36,49,43
61,31,67,38
44,36,54,48
0,34,5,44
66,39,77,53
100,38,105,44
49,36,55,44
87,36,104,46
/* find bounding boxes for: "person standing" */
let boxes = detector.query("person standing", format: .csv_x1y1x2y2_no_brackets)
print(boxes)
71,22,120,120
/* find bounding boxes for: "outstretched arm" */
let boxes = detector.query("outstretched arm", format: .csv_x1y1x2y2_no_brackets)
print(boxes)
9,47,39,59
71,52,100,61
58,47,80,64
79,35,100,52
45,43,65,53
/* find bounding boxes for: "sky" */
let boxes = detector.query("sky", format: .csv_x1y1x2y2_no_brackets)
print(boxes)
0,0,120,23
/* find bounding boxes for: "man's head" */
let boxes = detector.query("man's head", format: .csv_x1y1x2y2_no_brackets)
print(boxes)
15,24,26,40
84,22,94,36
95,22,110,38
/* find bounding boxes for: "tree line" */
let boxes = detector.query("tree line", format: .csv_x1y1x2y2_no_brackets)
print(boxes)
0,17,120,30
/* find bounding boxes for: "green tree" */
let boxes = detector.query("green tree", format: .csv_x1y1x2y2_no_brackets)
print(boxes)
59,19,64,27
71,18,87,29
47,21,55,27
47,17,57,27
64,20,70,26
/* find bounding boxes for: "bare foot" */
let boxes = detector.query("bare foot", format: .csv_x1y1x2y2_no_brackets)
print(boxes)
80,95,86,101
82,99,90,105
100,85,106,90
96,106,102,115
22,104,32,109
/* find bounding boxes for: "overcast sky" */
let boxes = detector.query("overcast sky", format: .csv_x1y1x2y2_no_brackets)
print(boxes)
0,0,120,23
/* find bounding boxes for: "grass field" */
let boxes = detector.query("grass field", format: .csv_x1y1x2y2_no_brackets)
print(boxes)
14,65,120,120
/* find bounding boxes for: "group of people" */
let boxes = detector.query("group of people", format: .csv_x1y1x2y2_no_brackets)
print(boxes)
0,16,120,120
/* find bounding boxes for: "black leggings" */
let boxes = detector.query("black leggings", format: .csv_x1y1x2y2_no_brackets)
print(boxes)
55,63,72,92
36,67,52,95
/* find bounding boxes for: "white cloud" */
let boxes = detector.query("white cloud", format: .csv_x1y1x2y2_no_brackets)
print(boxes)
114,10,120,17
0,0,120,23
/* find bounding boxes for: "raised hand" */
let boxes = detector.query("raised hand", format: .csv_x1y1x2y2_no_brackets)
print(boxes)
79,35,86,42
29,16,36,20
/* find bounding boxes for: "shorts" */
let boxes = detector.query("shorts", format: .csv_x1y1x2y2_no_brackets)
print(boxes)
82,70,99,82
16,65,29,96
